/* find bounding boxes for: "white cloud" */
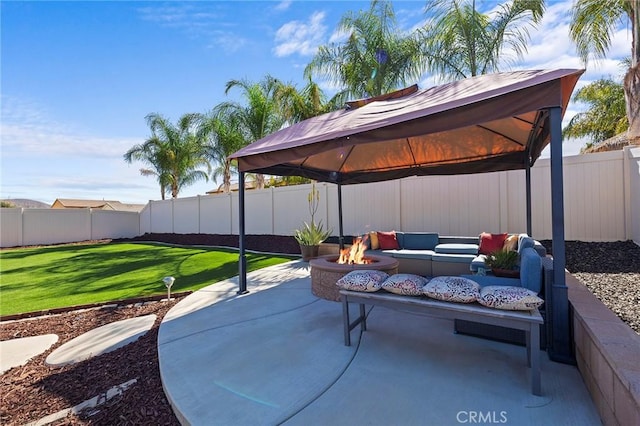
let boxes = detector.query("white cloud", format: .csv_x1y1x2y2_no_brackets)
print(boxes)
137,4,220,28
1,97,140,159
273,11,327,57
138,4,246,55
207,33,248,54
274,1,293,12
0,95,154,202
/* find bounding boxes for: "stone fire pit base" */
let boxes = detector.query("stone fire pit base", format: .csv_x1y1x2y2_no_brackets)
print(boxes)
309,255,399,302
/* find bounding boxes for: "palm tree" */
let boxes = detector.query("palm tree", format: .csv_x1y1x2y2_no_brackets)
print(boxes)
419,0,545,81
276,77,342,123
563,77,628,147
124,128,171,200
196,108,245,194
124,113,209,199
304,0,422,99
569,0,640,142
219,75,286,189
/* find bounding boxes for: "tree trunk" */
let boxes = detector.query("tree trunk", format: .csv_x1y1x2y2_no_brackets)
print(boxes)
223,160,231,194
256,173,265,190
624,63,640,142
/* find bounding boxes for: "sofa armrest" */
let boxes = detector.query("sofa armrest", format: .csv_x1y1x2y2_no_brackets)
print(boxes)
520,247,542,293
470,254,488,272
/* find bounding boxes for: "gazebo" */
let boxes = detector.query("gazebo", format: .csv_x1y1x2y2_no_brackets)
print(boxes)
230,69,584,363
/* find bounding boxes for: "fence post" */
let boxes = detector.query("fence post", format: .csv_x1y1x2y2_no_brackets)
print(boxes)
498,172,509,233
19,207,24,247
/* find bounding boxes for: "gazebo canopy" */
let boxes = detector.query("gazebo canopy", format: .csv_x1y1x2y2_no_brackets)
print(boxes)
230,69,584,364
231,69,583,184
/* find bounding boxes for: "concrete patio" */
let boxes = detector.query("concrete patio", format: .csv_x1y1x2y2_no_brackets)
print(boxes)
158,261,601,425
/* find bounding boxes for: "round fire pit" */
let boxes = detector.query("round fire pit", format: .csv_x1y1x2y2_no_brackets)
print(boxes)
309,254,399,302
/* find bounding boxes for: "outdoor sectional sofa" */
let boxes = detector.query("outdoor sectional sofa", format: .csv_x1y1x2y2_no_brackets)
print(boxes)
365,231,547,279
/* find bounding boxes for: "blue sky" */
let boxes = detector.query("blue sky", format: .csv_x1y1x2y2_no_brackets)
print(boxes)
1,1,630,205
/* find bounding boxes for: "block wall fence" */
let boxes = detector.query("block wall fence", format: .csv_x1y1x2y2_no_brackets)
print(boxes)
2,147,639,248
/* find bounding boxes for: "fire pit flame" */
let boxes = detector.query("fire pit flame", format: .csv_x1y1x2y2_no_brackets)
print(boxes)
337,235,371,264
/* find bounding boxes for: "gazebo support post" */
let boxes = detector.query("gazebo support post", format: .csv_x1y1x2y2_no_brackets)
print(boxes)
337,183,344,250
549,106,572,363
238,172,248,295
526,157,532,237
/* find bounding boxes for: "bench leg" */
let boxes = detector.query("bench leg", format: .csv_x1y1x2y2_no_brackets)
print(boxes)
343,296,351,346
525,330,531,367
359,303,367,331
530,324,541,396
342,298,367,347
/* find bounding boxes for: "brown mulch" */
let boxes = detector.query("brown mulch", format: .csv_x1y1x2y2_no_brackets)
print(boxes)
0,299,184,425
1,235,638,425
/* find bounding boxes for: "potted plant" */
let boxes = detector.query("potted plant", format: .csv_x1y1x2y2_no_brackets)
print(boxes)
294,182,331,261
485,249,520,278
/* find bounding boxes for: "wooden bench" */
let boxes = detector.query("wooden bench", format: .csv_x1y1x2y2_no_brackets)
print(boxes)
340,289,544,396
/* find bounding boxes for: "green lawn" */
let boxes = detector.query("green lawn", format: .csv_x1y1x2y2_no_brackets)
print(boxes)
0,242,296,316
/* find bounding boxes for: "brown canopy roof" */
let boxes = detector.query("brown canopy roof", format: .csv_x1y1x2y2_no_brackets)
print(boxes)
230,69,584,185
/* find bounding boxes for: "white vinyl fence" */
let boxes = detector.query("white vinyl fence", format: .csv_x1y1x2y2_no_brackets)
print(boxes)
2,147,639,248
0,209,140,248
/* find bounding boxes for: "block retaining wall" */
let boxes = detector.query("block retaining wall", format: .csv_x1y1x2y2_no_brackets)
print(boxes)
567,273,640,425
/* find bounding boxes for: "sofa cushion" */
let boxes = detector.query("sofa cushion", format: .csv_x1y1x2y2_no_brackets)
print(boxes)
381,274,428,296
479,232,508,255
401,232,439,250
385,249,434,260
423,276,480,303
431,253,476,264
478,285,544,311
377,231,400,250
335,270,389,292
434,243,478,255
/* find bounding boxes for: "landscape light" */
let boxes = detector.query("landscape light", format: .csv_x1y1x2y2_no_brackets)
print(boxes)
163,276,175,301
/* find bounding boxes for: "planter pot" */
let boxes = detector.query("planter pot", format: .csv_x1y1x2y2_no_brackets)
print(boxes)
492,268,520,278
300,244,320,261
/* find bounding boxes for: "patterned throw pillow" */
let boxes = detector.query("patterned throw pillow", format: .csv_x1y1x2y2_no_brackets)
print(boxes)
423,276,480,303
478,286,544,311
381,274,428,296
335,270,389,292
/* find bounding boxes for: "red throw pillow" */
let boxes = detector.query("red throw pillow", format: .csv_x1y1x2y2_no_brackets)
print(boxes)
377,231,400,250
479,232,508,255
